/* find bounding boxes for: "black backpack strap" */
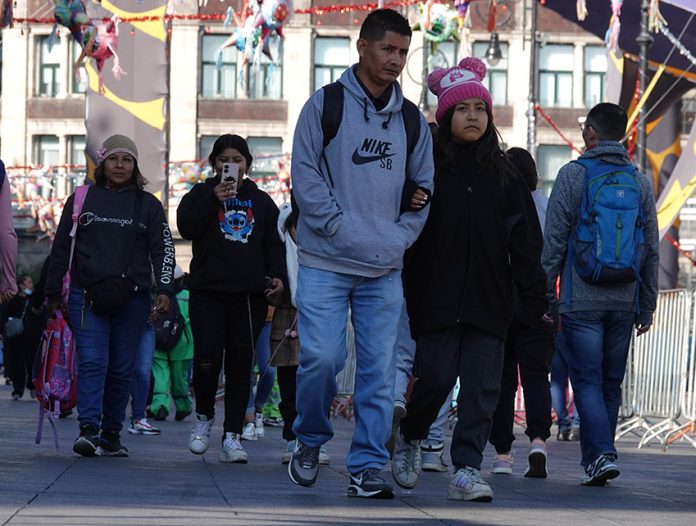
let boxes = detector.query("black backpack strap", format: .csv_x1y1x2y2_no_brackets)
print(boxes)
0,160,5,189
401,99,421,158
321,81,344,148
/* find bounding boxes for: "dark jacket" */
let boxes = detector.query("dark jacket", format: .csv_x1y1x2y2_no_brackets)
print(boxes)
404,146,548,340
177,177,286,294
45,185,175,303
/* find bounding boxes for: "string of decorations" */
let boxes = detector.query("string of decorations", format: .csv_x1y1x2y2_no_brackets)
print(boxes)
533,104,583,155
665,233,696,266
657,18,696,70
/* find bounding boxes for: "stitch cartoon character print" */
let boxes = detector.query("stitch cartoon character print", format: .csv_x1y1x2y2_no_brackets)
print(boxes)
219,197,255,243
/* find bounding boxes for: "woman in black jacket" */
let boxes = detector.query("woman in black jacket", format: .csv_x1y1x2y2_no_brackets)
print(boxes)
391,58,548,502
45,134,173,458
177,134,285,464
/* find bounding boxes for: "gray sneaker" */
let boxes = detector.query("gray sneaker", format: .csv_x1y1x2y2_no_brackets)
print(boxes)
421,443,448,472
448,467,494,502
189,414,214,455
581,453,620,486
319,444,330,465
391,427,421,489
219,432,248,463
281,439,295,464
386,401,407,456
288,439,320,487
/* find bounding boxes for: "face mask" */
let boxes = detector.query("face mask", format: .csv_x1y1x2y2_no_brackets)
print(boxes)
23,288,32,296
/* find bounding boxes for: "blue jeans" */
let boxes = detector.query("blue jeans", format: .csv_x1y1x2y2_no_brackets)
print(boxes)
550,330,580,430
68,287,150,432
293,265,403,474
131,325,155,420
560,310,634,467
394,299,450,445
247,320,275,413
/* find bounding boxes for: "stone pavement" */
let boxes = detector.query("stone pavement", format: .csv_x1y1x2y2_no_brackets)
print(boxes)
1,384,695,526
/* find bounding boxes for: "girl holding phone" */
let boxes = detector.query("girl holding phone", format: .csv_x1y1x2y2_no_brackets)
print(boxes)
177,134,286,463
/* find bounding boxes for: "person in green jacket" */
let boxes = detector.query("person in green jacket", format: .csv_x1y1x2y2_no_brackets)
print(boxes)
150,266,193,421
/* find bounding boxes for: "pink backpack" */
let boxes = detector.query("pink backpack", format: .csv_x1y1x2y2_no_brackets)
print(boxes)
33,186,88,449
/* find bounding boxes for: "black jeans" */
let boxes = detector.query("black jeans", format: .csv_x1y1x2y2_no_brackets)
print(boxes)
277,365,298,441
401,325,504,470
5,330,41,397
489,321,554,454
189,290,266,435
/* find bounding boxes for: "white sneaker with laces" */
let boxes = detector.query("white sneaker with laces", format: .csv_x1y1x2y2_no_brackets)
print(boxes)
219,432,248,463
128,418,161,435
391,427,421,489
241,422,257,441
421,443,448,472
254,412,265,438
448,467,494,502
189,414,214,455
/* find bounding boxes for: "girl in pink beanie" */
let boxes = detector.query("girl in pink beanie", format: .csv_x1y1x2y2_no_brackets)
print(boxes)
391,57,548,502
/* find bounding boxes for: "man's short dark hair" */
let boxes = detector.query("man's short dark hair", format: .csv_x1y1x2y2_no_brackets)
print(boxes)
506,147,538,191
586,103,628,142
359,9,412,41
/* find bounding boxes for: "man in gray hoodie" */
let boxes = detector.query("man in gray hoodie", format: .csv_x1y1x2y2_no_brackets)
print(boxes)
288,9,434,498
542,103,658,486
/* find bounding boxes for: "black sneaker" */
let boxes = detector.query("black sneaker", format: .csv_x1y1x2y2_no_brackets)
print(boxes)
98,430,129,457
288,439,320,487
581,454,620,486
154,407,168,421
347,468,394,499
73,424,100,457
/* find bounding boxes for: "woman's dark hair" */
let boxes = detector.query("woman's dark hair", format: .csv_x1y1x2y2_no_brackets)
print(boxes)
208,134,253,172
506,147,538,191
94,162,148,189
17,274,31,287
434,105,506,176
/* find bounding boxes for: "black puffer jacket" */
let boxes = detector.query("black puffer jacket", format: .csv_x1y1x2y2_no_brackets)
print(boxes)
404,145,547,340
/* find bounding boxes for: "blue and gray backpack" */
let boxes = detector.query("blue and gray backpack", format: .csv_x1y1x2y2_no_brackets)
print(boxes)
569,158,647,286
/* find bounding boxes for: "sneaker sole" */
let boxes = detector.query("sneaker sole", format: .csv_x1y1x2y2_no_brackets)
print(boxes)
219,455,248,463
73,438,98,457
392,471,420,490
347,485,394,499
241,435,257,441
581,467,620,486
189,443,209,455
422,463,448,472
524,452,547,478
491,466,513,475
287,457,318,488
447,486,493,502
96,447,128,457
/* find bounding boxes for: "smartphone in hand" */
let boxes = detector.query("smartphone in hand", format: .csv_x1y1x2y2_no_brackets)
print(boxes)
222,163,239,195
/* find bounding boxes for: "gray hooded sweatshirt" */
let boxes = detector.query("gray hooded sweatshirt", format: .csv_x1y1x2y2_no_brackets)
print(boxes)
541,141,659,326
290,66,435,278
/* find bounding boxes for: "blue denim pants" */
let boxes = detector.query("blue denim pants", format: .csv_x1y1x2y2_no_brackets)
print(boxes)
247,320,276,414
560,310,634,467
551,329,580,430
131,324,156,420
68,287,150,432
293,265,403,474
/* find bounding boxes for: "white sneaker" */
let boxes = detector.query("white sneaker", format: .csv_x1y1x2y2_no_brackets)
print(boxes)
448,467,494,502
128,418,161,435
391,427,421,489
421,443,448,472
319,444,330,465
241,422,257,441
219,432,248,463
254,413,265,438
189,414,214,455
282,439,295,464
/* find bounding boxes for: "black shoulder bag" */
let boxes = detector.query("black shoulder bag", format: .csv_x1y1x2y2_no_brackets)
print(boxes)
85,191,144,315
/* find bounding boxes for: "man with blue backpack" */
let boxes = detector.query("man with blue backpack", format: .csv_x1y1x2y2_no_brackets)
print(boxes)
542,103,658,486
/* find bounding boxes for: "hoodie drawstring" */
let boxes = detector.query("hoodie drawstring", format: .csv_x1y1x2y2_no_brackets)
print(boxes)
362,98,370,122
382,111,393,130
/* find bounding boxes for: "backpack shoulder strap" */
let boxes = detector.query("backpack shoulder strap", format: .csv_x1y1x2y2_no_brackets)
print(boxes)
68,185,90,272
0,160,6,189
321,82,344,149
401,98,421,158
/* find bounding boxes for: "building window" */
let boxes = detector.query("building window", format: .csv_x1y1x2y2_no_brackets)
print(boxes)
473,41,509,106
38,36,62,97
537,144,573,195
247,137,282,179
198,135,218,161
69,135,86,166
584,45,606,108
539,44,574,108
200,34,237,98
247,37,283,100
314,37,351,92
426,41,459,107
71,41,88,94
35,135,60,166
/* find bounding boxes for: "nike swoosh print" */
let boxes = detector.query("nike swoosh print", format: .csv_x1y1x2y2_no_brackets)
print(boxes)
352,150,396,165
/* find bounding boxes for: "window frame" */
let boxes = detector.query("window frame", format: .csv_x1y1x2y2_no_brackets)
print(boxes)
538,44,574,108
313,36,351,92
200,34,238,99
472,41,509,106
38,36,62,97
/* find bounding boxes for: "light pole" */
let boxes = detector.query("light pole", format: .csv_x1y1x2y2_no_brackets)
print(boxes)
636,0,653,174
526,0,538,160
419,39,430,112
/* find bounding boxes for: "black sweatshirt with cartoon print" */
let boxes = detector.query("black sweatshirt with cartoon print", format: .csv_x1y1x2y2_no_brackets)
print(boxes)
177,177,286,294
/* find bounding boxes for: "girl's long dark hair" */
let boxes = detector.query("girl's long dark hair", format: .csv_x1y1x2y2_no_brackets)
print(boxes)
434,106,507,180
94,163,148,189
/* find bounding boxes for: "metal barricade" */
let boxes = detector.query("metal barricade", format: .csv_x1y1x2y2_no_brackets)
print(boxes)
615,289,691,449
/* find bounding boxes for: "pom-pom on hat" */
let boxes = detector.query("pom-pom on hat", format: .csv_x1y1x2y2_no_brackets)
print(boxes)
428,57,493,125
96,134,139,166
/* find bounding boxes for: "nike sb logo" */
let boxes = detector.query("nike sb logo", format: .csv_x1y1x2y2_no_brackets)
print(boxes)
352,137,395,169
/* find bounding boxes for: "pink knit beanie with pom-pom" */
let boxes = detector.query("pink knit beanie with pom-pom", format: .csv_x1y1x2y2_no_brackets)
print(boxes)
428,57,493,125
